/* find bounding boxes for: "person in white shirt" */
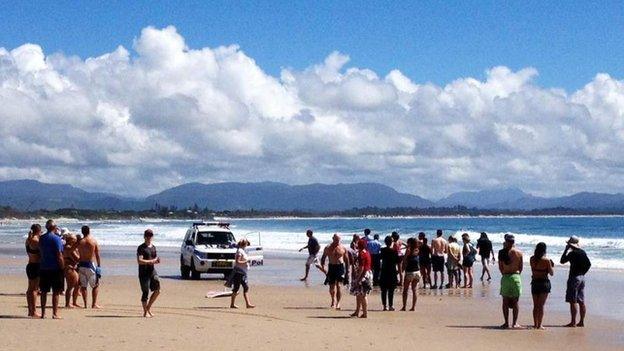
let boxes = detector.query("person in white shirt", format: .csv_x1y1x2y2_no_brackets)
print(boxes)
230,239,255,309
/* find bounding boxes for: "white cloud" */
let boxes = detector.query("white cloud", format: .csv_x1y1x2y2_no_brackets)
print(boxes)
1,25,624,198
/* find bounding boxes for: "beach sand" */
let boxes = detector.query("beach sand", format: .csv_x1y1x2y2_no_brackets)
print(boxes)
1,255,623,351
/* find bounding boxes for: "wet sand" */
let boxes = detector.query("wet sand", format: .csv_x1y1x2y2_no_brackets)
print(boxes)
1,249,623,350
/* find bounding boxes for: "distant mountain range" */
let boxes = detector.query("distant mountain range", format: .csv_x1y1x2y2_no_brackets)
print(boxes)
2,179,624,212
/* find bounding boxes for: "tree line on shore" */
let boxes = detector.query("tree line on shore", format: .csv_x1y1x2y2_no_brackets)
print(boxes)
2,204,624,220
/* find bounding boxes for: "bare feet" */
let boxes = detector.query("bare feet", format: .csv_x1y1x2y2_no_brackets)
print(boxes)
533,326,546,330
499,323,509,329
400,307,406,311
349,312,358,317
564,323,576,328
511,324,523,329
576,322,584,327
388,307,395,311
147,311,154,318
299,277,307,281
52,315,62,320
92,304,103,309
335,305,341,310
382,306,387,311
246,304,256,309
65,305,73,309
409,307,415,311
359,314,367,318
30,313,41,319
72,303,81,308
230,305,239,309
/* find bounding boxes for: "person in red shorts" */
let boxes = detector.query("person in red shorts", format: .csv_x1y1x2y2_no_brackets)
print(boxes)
350,239,372,318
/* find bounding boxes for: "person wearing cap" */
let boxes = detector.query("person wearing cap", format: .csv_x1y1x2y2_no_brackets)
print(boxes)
498,234,523,329
137,229,161,317
560,236,591,327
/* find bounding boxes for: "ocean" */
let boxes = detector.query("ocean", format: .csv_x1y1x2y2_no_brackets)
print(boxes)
1,216,623,269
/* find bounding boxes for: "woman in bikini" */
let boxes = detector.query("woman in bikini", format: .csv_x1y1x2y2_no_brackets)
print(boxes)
25,224,42,317
401,238,421,311
530,242,554,330
63,233,81,308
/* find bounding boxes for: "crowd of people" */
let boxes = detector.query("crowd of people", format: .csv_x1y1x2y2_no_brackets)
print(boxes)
25,219,102,319
300,229,592,328
23,219,592,329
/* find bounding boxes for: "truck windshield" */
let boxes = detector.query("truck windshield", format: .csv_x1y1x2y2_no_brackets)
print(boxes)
196,231,235,246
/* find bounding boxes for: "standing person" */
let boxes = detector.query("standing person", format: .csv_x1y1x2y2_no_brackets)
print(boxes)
230,239,255,309
418,232,432,288
461,233,477,288
400,238,421,311
498,234,523,329
350,239,372,318
25,224,42,318
391,231,405,257
137,229,161,317
477,232,495,281
431,229,448,289
39,219,65,319
379,236,400,311
298,229,323,281
368,234,382,286
77,225,102,309
560,236,591,327
62,233,81,308
445,236,462,288
320,234,350,309
530,242,554,330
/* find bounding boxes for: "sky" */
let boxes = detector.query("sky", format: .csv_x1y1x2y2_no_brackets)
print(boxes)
1,1,624,198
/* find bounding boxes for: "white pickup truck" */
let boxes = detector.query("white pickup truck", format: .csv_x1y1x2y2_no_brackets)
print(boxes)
180,222,263,280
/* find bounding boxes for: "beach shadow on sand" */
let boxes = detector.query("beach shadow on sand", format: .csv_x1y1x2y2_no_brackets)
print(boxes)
160,275,225,282
0,293,26,297
86,315,142,319
308,316,355,319
447,325,511,330
194,306,230,310
0,315,30,319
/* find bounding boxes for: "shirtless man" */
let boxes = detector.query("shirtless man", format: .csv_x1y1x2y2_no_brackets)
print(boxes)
498,234,523,329
431,229,448,289
320,234,351,310
77,225,102,309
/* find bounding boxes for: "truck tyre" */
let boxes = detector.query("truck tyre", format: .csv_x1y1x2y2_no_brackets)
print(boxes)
191,261,201,280
180,255,190,280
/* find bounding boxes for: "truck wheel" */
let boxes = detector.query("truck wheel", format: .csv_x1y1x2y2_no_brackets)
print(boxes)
190,261,201,280
180,257,190,280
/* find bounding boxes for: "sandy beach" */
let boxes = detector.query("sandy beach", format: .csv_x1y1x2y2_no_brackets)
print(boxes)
1,249,623,351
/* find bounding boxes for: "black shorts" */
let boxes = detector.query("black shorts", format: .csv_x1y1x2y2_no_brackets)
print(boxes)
462,257,475,268
39,269,64,293
432,256,445,272
231,270,249,294
26,263,40,280
324,263,346,285
139,274,160,302
531,278,551,295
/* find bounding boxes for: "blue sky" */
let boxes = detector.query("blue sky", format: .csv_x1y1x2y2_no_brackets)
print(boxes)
2,1,623,91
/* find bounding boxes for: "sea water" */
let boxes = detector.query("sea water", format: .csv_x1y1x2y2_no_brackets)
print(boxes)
1,216,623,269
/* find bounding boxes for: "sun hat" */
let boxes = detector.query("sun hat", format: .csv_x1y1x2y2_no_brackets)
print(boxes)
566,235,580,249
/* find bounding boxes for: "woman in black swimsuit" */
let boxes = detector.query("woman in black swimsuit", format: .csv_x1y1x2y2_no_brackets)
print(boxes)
418,233,432,288
530,242,554,330
25,224,41,318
